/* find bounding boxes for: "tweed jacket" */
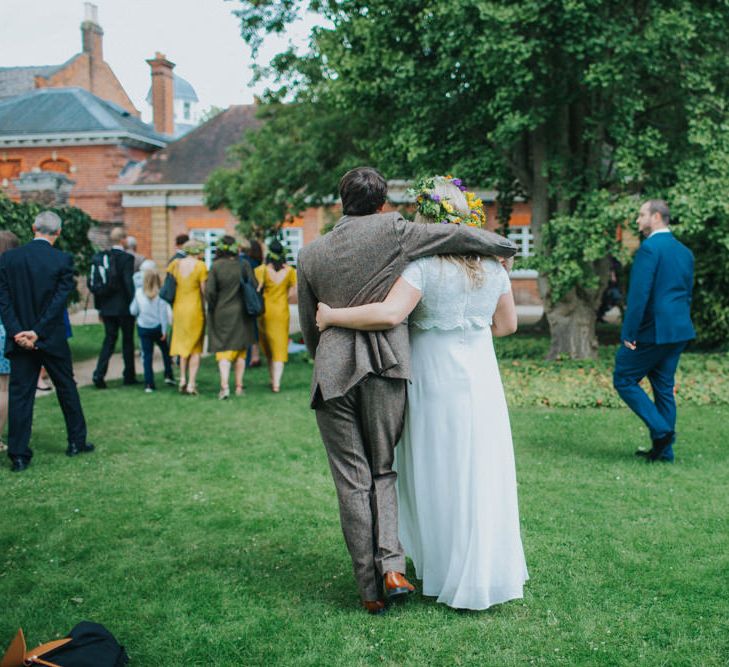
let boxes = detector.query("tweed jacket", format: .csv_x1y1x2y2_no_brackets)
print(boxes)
297,212,517,406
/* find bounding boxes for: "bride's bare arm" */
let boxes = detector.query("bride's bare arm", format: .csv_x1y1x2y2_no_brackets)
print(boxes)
317,277,421,331
491,289,518,337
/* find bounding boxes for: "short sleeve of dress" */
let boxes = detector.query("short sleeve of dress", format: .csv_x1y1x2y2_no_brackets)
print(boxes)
499,267,512,295
289,267,297,287
401,259,424,292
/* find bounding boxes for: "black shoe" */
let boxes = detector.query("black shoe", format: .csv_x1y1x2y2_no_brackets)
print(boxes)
647,432,675,462
66,442,96,457
10,458,30,472
123,378,140,386
93,377,107,389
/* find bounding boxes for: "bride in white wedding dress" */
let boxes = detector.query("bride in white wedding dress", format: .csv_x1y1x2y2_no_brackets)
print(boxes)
316,176,528,610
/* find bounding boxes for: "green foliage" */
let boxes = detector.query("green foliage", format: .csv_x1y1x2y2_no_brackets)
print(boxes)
669,111,729,347
205,100,371,239
527,191,635,305
227,0,729,349
0,194,97,302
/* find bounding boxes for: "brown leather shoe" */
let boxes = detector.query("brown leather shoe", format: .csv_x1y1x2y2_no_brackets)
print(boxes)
384,571,415,600
362,599,387,615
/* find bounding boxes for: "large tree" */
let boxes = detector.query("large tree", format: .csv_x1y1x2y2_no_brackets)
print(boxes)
214,0,729,355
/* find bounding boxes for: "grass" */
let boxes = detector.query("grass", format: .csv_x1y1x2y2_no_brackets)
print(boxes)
67,322,106,362
2,339,729,665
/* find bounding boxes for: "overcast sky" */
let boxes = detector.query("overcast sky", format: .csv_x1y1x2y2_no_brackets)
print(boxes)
1,0,319,121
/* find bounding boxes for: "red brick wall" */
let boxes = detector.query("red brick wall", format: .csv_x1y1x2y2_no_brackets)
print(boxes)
123,207,153,255
34,52,139,117
1,144,155,222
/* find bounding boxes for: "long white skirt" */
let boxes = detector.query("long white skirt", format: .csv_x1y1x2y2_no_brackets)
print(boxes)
395,326,528,610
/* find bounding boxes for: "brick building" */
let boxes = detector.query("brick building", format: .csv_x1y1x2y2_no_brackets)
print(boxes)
115,104,327,269
0,4,169,243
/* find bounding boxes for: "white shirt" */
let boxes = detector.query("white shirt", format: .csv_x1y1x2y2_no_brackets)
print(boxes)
649,228,671,237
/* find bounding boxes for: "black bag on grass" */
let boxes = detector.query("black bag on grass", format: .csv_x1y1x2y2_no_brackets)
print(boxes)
1,622,128,667
43,622,128,667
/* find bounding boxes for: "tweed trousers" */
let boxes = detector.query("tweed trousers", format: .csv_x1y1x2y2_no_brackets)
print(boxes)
315,375,408,601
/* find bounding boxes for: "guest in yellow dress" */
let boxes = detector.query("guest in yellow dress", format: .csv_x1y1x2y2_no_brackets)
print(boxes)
168,239,208,395
254,239,297,392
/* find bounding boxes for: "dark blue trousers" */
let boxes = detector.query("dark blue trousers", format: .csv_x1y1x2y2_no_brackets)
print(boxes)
137,325,173,388
7,346,87,461
613,341,687,444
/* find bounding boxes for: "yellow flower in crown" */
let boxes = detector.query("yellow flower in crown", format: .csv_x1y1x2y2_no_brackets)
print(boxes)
406,175,485,228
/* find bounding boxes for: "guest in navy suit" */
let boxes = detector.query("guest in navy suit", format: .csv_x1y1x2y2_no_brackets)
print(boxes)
613,200,695,462
0,211,94,472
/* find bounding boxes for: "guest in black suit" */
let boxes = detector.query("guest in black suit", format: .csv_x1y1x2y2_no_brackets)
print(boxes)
92,227,137,388
0,211,94,472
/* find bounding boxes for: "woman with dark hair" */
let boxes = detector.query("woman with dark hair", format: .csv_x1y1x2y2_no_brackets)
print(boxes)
0,230,20,451
254,239,297,392
207,236,257,399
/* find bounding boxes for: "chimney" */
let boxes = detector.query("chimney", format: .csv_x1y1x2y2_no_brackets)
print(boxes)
146,52,176,136
81,3,103,61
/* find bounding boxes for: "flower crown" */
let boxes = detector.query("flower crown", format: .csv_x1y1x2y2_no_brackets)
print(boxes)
216,239,239,254
408,175,486,228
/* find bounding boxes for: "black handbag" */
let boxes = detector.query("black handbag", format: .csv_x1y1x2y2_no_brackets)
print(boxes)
240,264,265,317
1,622,129,667
159,271,177,305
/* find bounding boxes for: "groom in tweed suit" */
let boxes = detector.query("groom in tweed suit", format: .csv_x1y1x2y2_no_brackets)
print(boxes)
297,167,517,613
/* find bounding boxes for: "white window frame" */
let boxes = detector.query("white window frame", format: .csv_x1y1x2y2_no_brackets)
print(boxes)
508,225,534,258
189,228,224,268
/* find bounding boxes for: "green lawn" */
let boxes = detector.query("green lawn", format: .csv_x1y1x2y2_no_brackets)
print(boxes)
67,322,105,362
3,346,729,665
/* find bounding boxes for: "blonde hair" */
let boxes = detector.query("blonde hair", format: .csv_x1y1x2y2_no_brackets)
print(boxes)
414,178,484,287
143,270,161,299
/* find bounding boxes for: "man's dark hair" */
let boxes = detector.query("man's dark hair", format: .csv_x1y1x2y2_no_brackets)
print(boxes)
248,239,263,262
176,234,190,247
339,167,387,216
647,199,670,225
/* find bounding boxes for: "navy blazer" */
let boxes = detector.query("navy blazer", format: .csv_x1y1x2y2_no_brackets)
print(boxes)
0,239,75,357
621,231,695,344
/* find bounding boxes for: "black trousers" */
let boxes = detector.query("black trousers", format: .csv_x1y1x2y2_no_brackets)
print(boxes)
94,315,136,383
7,346,87,461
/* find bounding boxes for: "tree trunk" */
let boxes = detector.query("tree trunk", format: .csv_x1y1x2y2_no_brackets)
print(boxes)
544,257,610,360
545,288,600,359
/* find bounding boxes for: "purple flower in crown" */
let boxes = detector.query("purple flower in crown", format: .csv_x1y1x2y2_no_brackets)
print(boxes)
431,194,441,202
452,178,463,187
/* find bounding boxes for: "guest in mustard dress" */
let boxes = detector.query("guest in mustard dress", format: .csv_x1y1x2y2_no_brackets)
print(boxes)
254,240,297,392
168,239,208,395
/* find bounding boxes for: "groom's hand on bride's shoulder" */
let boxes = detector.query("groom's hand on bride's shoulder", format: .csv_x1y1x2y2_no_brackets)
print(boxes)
316,302,332,331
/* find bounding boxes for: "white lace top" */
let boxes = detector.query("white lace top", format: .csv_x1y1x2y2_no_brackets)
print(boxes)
401,256,511,330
